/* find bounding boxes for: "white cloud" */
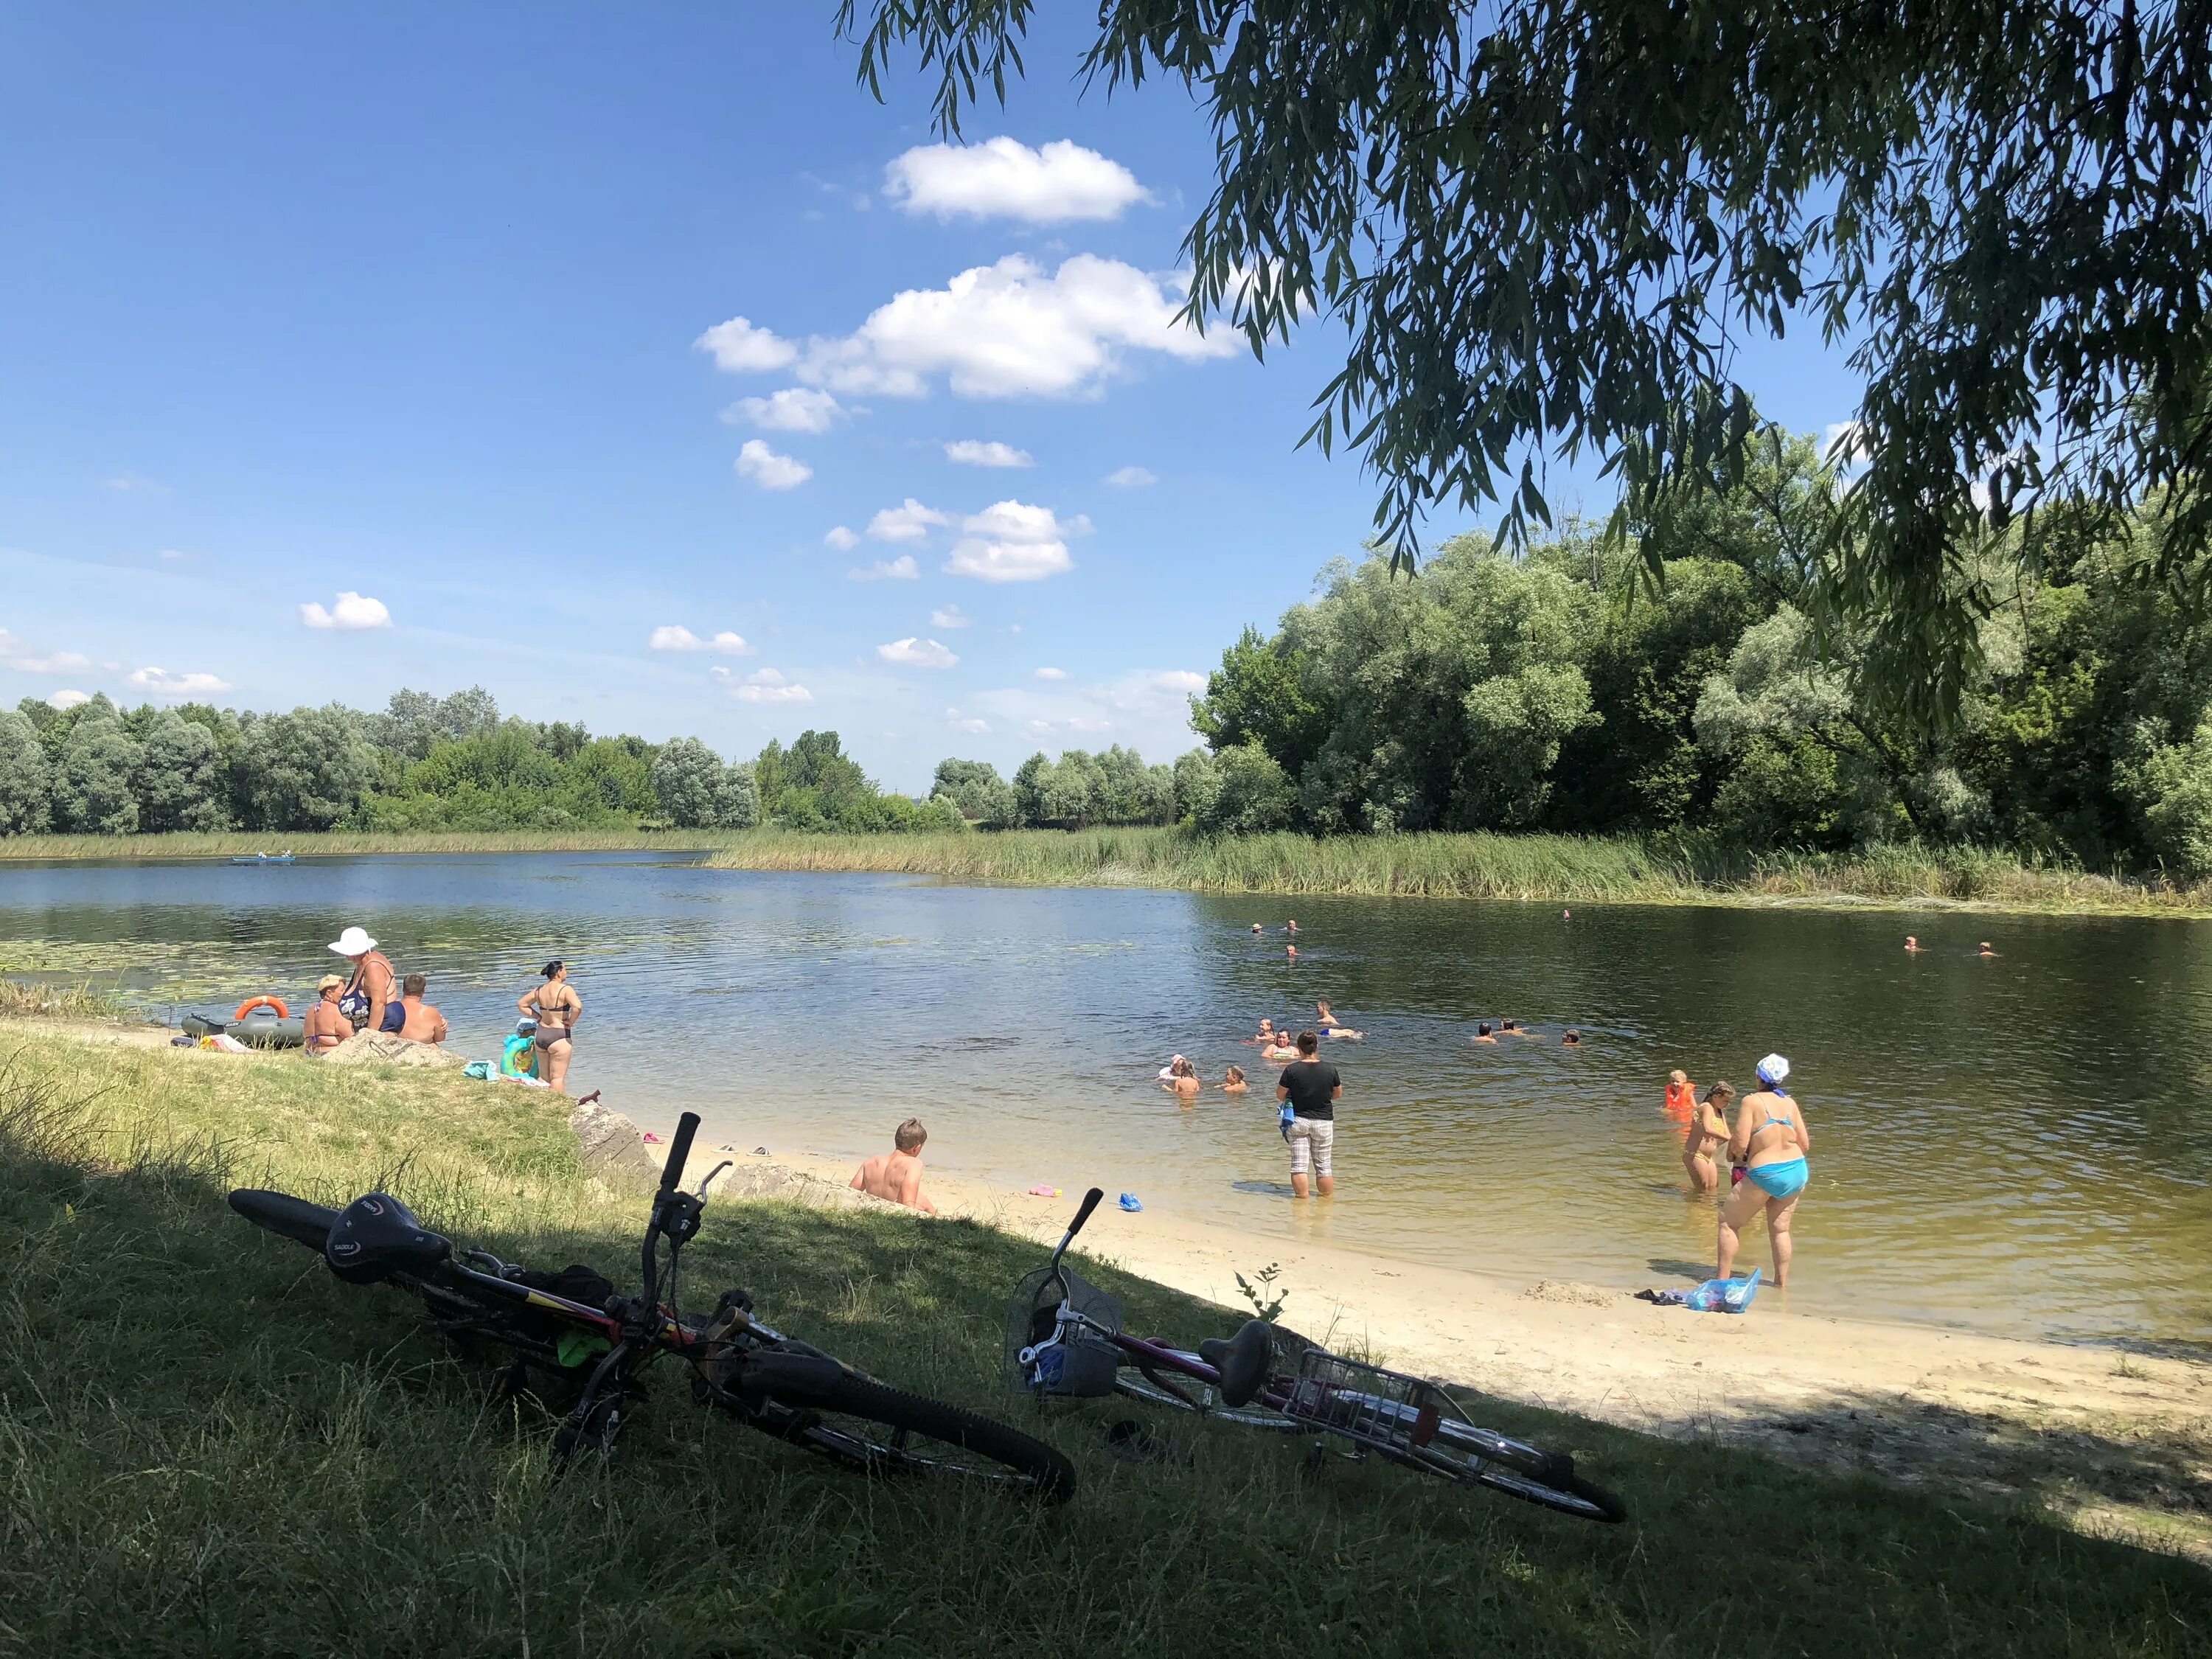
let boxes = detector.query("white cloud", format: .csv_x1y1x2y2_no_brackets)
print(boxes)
728,667,813,704
824,525,861,551
1150,670,1207,694
128,667,232,698
944,498,1086,583
849,555,919,582
1094,667,1207,717
299,591,392,631
726,387,844,434
157,548,195,561
734,439,811,490
946,709,990,734
866,498,954,543
945,439,1034,469
931,605,971,629
695,316,798,372
1104,465,1158,487
650,626,753,655
886,137,1148,224
1033,666,1069,681
0,630,91,675
785,255,1235,400
877,636,960,669
47,689,89,709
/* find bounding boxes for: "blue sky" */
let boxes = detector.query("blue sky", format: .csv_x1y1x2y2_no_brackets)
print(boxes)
0,4,1860,793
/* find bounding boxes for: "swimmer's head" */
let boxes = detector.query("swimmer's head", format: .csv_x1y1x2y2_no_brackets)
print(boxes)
1501,1019,1518,1032
1562,1029,1582,1046
894,1118,927,1152
403,973,426,998
1478,1022,1492,1036
1669,1068,1688,1087
1296,1030,1319,1056
1225,1064,1245,1084
1756,1054,1790,1088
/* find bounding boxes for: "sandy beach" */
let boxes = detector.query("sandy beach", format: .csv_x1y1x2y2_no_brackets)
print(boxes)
722,1130,2212,1557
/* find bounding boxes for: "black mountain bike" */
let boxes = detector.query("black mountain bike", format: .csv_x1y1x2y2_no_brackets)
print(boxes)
230,1109,1074,1502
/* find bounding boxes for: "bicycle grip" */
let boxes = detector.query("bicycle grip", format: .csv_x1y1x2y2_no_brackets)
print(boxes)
658,1112,700,1195
1066,1187,1105,1239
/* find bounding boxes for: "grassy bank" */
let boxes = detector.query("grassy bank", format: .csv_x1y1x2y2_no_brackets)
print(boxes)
0,827,744,862
704,826,2210,914
0,1026,2203,1655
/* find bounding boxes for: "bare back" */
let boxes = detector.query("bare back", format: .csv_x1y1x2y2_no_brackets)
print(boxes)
1732,1088,1809,1167
851,1150,933,1213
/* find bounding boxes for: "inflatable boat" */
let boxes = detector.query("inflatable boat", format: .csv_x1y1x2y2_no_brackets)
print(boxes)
183,1003,306,1048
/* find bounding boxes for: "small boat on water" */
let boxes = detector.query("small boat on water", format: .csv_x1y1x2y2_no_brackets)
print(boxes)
230,853,296,865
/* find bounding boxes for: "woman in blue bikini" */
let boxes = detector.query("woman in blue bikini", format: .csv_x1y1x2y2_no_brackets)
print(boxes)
1717,1053,1812,1286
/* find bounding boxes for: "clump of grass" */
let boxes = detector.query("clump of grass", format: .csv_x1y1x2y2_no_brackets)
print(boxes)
0,978,135,1022
0,1027,2205,1655
703,827,2211,915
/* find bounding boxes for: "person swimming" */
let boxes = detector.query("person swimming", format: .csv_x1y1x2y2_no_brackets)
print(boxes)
1251,1019,1276,1045
1978,941,1997,956
1314,1000,1364,1039
1286,944,1299,961
1161,1057,1201,1100
1286,919,1299,933
1252,922,1265,934
1472,1022,1498,1045
1905,935,1922,953
1222,1064,1248,1095
1664,1068,1697,1120
1500,1018,1530,1036
1682,1081,1736,1192
1562,1028,1582,1047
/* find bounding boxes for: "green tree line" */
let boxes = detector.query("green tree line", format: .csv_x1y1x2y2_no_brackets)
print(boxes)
1180,431,2212,877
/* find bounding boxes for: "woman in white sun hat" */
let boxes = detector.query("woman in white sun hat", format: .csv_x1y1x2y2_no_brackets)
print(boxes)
330,925,400,1034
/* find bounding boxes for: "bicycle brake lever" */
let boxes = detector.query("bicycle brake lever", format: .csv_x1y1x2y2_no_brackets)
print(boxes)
695,1159,732,1200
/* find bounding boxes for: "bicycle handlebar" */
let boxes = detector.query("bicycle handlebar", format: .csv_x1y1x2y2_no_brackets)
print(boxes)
1067,1186,1105,1239
658,1113,700,1196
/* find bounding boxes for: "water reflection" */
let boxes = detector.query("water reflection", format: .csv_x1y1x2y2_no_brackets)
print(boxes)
1,851,2207,1344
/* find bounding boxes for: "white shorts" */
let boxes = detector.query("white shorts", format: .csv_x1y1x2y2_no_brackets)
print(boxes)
1287,1116,1335,1178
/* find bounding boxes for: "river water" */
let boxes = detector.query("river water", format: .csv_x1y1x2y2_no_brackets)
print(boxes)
4,850,2207,1347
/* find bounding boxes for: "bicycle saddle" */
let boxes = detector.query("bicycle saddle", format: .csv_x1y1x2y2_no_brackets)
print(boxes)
326,1193,453,1285
1198,1318,1274,1408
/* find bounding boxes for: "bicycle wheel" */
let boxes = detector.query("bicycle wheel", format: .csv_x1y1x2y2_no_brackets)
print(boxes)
733,1352,1076,1503
1403,1416,1627,1523
229,1189,341,1253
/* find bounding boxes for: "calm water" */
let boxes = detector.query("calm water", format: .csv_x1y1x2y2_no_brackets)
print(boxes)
4,851,2208,1346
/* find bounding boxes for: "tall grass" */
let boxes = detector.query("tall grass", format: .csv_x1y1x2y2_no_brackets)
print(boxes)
1,1028,2205,1655
0,827,746,862
704,827,2208,913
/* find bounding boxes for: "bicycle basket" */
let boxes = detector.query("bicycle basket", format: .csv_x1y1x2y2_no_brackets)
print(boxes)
1281,1348,1459,1453
1004,1265,1123,1397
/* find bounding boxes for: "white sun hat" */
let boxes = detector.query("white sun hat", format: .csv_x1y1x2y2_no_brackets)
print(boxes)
1756,1053,1791,1087
328,926,378,956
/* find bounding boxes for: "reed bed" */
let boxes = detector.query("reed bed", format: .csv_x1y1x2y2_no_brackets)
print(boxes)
705,827,2211,914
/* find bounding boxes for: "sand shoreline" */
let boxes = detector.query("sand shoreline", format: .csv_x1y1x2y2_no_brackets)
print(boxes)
722,1134,2212,1557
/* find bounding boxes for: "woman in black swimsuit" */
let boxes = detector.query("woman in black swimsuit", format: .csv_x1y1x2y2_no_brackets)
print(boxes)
518,959,582,1093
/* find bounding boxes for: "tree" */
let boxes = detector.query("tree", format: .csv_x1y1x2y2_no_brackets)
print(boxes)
653,737,728,829
136,709,226,832
0,710,52,833
374,686,503,761
715,762,759,830
1191,625,1329,781
931,758,1018,827
232,708,381,831
844,0,2212,723
1201,742,1297,835
1171,748,1221,827
53,707,143,835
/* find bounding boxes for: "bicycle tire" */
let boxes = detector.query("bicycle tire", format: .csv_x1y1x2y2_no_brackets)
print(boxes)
229,1189,341,1253
1464,1461,1627,1523
739,1352,1077,1503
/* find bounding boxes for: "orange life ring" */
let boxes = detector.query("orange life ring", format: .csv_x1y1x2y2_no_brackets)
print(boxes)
235,995,290,1021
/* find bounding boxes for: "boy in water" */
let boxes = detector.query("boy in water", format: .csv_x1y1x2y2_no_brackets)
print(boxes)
850,1119,938,1214
1472,1022,1498,1045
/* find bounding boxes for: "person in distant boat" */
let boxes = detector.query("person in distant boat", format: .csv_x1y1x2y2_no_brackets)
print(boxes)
1682,1082,1736,1192
1717,1054,1812,1284
1472,1022,1498,1046
1905,935,1922,953
396,973,449,1046
1162,1057,1201,1100
1664,1068,1697,1120
518,959,582,1092
1222,1065,1248,1096
330,926,397,1034
1562,1029,1582,1046
850,1118,936,1214
303,974,350,1057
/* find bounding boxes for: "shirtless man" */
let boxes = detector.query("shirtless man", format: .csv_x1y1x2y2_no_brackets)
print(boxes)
1472,1022,1498,1045
518,959,582,1092
303,974,350,1056
849,1119,937,1214
395,973,449,1046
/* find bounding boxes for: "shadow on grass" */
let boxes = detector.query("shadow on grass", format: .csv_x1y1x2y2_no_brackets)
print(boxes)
1,1062,2207,1658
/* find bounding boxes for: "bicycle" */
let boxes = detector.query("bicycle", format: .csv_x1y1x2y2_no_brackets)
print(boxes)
230,1108,1074,1503
1006,1189,1624,1523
